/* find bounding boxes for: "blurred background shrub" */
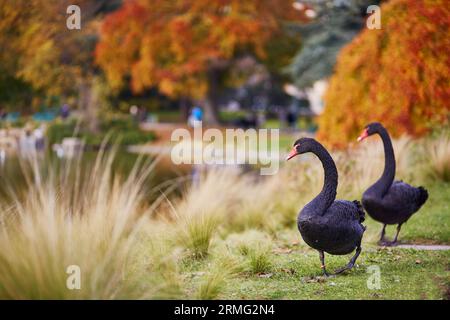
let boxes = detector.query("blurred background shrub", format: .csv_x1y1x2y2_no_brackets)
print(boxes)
318,0,450,148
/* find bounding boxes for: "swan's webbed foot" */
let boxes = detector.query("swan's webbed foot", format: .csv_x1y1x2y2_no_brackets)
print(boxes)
321,266,330,277
333,261,358,275
378,240,393,246
334,265,350,275
333,246,362,275
381,240,399,247
378,223,403,247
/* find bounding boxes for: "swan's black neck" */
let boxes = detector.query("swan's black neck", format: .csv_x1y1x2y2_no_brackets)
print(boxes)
307,142,338,215
372,126,396,196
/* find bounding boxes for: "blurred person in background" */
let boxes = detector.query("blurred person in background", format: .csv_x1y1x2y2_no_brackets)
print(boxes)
0,108,7,120
286,104,298,129
137,106,148,123
60,103,70,120
34,125,45,152
130,105,139,123
188,106,203,128
19,126,36,157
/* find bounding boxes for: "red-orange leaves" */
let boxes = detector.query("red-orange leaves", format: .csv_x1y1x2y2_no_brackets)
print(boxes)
95,0,304,100
318,0,450,148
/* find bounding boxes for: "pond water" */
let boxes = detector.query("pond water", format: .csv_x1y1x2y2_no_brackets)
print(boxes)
0,144,276,206
0,150,192,203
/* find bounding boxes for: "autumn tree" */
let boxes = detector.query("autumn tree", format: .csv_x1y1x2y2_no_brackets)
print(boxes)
0,0,120,130
318,0,450,148
95,0,305,124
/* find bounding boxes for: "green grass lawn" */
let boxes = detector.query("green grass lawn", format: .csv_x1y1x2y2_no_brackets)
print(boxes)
179,240,450,300
152,110,183,122
247,249,449,299
398,182,450,243
182,244,449,299
179,182,450,300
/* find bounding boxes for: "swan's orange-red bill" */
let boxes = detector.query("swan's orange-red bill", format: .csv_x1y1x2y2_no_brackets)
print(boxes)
357,128,369,142
286,146,299,161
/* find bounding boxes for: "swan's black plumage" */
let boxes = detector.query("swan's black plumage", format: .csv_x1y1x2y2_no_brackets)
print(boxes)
359,122,428,245
287,138,365,276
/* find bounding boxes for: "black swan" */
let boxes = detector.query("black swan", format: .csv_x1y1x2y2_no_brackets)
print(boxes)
357,122,428,246
287,138,366,276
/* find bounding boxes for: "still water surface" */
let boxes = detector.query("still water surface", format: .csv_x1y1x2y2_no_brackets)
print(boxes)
0,151,191,203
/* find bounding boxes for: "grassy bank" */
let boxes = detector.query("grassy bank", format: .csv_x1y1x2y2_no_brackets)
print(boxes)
0,130,448,299
46,116,156,147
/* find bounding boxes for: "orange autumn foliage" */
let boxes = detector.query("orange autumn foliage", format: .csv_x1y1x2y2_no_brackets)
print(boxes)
95,0,304,99
318,0,450,148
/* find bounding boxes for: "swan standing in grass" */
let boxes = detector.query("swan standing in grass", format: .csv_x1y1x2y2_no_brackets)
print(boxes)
357,122,428,246
287,138,366,276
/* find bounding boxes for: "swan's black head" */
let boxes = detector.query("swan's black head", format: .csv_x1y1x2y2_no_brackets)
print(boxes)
357,122,383,142
286,137,316,161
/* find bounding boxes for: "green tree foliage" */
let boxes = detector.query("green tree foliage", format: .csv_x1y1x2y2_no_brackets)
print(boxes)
288,0,381,88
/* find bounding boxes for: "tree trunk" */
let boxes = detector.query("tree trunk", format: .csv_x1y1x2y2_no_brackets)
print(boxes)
203,99,219,125
179,96,189,122
78,78,99,133
203,67,221,125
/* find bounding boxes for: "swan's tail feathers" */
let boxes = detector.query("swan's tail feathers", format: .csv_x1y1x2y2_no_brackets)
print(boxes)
417,186,429,207
353,200,365,223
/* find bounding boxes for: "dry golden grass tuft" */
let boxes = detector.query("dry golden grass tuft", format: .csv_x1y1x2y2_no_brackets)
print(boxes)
419,130,450,182
0,151,171,299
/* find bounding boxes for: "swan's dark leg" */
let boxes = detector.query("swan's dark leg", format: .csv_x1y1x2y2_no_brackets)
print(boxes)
392,223,402,243
377,224,387,245
386,223,403,246
334,246,362,275
318,250,329,277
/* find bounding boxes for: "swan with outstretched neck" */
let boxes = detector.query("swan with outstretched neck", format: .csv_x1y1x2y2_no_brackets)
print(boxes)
357,122,428,246
287,138,366,276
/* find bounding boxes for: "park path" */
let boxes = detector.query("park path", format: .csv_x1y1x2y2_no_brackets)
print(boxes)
394,244,450,251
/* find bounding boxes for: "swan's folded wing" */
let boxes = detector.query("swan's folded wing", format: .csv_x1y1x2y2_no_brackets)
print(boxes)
385,181,427,212
328,200,364,223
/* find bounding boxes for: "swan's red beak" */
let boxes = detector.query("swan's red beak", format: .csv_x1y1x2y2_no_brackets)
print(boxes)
357,128,369,142
286,145,299,161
